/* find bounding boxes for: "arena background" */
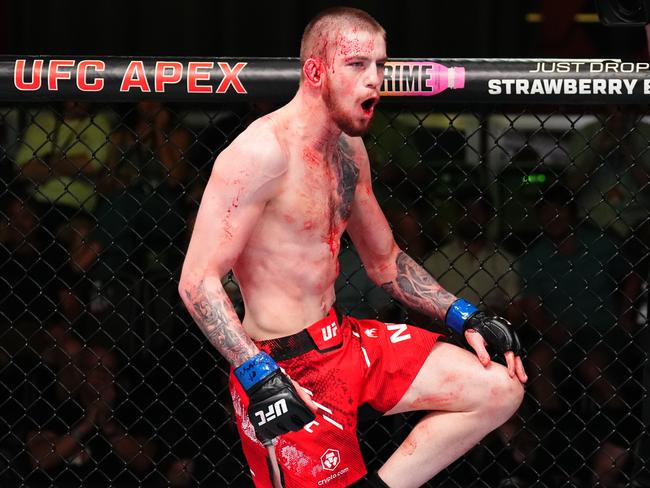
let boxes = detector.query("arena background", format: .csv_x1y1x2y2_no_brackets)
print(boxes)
0,1,649,487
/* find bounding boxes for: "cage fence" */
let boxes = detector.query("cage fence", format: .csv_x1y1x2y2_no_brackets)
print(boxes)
0,57,648,488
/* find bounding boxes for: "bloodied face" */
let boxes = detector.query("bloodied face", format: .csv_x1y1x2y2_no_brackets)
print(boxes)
321,29,386,136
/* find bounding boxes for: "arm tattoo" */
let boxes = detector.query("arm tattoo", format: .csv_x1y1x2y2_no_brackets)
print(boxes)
381,251,457,321
183,281,258,367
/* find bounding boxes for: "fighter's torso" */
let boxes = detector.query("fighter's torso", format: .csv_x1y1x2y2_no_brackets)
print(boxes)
233,116,361,339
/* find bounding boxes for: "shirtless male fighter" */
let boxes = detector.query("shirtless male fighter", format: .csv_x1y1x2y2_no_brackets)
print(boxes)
179,7,526,488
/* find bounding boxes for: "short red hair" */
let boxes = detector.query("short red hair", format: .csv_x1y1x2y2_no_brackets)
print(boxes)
300,7,386,67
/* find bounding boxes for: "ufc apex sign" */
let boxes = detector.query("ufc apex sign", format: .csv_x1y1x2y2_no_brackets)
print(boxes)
13,59,247,94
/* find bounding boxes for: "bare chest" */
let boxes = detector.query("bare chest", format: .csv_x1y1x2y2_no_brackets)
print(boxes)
271,143,360,248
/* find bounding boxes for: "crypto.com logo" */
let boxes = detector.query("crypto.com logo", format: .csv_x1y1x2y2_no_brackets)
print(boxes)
320,449,340,471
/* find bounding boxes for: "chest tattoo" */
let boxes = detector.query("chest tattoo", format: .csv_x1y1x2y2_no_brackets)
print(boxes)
334,138,359,220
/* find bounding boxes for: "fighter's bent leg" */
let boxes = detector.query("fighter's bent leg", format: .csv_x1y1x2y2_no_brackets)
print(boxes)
379,342,524,488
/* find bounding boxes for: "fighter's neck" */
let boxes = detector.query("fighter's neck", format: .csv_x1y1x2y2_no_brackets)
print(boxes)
286,89,343,155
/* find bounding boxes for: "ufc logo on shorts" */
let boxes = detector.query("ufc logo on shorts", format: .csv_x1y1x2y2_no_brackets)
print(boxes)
386,324,412,344
322,322,338,341
254,399,288,426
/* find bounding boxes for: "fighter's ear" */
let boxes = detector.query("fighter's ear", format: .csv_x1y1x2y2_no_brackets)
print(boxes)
303,58,325,87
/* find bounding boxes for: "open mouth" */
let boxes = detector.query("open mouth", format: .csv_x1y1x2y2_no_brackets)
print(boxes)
361,97,378,113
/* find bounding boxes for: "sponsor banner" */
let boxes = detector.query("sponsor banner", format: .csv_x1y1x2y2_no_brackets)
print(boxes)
1,57,299,102
381,58,650,103
1,56,649,103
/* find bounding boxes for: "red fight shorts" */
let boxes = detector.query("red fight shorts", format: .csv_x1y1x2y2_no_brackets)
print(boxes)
229,309,442,487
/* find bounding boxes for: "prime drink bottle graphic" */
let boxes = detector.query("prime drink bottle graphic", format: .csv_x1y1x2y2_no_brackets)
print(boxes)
381,61,466,96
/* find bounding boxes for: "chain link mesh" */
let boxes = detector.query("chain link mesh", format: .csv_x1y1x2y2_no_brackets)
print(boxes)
0,100,648,487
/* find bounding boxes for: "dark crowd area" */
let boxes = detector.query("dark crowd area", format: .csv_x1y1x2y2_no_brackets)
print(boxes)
0,0,647,60
0,100,647,487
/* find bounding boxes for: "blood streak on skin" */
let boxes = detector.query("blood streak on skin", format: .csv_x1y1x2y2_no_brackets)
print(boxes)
336,32,375,58
326,228,339,257
223,212,233,240
401,437,417,456
302,147,320,168
410,389,462,411
222,187,242,240
231,187,242,208
376,262,391,276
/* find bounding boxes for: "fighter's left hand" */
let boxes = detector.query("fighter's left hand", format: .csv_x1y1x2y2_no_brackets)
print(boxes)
464,312,527,384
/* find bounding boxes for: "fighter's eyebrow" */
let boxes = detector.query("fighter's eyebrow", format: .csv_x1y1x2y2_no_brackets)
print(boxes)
344,55,370,62
344,55,387,64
